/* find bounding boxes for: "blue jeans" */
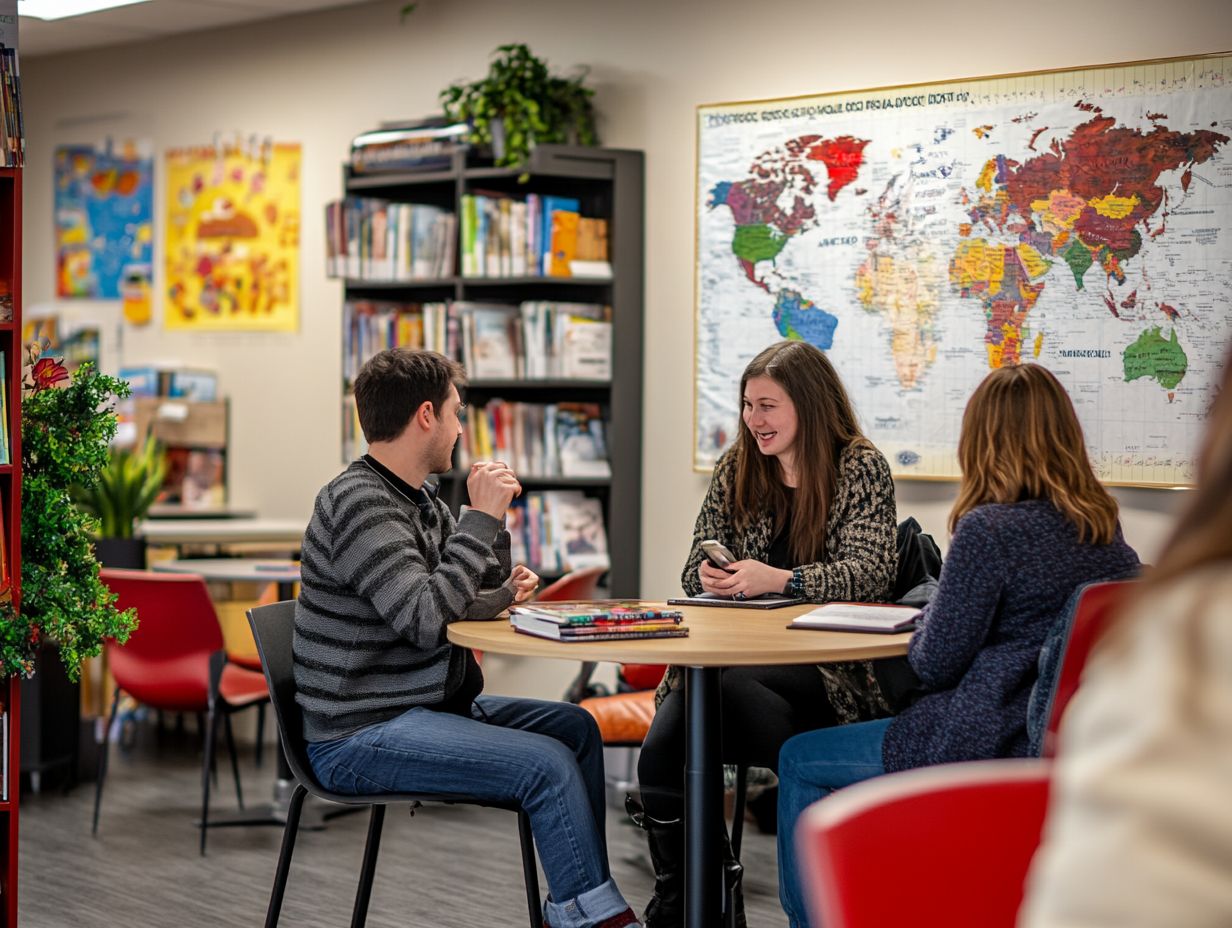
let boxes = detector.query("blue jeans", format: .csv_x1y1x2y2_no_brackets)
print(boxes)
308,696,632,928
777,718,892,928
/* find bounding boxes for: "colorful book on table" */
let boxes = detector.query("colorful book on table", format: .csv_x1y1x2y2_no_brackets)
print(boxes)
510,601,683,626
511,613,688,641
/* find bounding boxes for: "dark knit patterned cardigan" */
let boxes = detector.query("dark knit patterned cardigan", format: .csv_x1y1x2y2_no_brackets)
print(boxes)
658,442,899,723
292,462,514,743
882,499,1140,771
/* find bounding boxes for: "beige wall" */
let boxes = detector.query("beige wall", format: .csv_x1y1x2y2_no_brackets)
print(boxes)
22,0,1228,607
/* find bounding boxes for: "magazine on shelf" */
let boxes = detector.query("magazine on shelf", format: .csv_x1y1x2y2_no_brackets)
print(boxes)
546,491,609,571
554,404,610,477
787,603,920,634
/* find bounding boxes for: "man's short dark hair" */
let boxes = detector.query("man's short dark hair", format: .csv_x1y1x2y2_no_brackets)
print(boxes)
353,349,466,444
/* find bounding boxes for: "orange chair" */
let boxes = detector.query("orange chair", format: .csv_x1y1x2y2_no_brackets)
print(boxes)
95,569,271,854
796,759,1052,928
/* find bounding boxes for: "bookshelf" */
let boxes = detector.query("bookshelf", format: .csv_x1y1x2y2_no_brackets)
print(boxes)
338,145,644,596
0,165,22,927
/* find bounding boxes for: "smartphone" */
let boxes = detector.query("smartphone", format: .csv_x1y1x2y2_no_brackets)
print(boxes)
700,539,738,570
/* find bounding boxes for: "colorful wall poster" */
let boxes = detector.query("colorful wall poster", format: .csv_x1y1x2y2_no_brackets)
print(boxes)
54,141,154,299
164,138,301,332
695,53,1232,487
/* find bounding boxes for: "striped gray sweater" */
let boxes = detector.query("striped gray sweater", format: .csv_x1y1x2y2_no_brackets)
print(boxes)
293,461,515,742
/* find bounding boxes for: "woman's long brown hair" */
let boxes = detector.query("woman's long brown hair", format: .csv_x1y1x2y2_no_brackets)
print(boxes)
951,364,1119,544
1147,345,1232,585
732,340,870,564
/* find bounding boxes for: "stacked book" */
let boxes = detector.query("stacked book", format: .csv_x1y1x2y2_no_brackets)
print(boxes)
348,119,469,174
510,602,687,642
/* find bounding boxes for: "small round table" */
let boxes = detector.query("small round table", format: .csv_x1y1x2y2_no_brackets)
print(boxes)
449,602,911,928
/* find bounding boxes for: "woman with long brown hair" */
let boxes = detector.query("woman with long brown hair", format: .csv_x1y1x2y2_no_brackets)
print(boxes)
634,340,899,928
773,362,1140,928
1020,348,1232,928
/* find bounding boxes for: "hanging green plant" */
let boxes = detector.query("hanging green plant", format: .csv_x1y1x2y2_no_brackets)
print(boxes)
440,43,598,172
4,353,138,679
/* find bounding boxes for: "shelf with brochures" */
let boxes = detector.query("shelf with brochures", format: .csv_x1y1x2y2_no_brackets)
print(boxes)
335,144,643,596
435,473,611,489
343,277,459,290
0,163,21,927
465,379,610,392
346,168,458,190
462,276,612,287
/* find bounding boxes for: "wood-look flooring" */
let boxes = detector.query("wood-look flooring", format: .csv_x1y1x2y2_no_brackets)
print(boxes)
18,722,789,927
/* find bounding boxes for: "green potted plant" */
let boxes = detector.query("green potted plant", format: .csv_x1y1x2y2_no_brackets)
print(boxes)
440,43,598,171
71,434,167,569
2,353,139,680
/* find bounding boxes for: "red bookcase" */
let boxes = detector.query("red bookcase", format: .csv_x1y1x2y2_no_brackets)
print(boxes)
0,165,23,927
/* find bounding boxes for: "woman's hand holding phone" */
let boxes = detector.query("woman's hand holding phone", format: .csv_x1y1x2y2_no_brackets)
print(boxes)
703,559,793,599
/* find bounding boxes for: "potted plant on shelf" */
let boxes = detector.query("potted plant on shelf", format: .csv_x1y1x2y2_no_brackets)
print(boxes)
71,434,167,569
439,43,598,172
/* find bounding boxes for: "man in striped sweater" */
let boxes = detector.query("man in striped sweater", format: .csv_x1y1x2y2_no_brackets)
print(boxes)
295,349,640,928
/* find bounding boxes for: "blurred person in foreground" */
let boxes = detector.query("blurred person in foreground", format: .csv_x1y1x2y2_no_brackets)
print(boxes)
1019,347,1232,928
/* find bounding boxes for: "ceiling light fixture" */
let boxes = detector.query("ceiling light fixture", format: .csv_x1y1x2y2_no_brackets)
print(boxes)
17,0,153,21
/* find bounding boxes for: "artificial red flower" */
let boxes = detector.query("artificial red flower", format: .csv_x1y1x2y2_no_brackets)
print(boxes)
31,357,69,390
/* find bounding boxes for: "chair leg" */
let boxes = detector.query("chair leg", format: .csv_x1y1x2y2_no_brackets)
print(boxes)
222,712,245,810
200,706,219,856
731,764,748,859
351,805,386,928
265,783,308,928
92,688,122,836
517,809,542,928
255,704,266,768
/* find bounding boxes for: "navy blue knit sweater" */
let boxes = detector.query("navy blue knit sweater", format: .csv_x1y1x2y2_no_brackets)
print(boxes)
881,499,1139,772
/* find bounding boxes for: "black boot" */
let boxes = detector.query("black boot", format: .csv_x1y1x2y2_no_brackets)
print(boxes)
627,795,683,928
722,830,747,928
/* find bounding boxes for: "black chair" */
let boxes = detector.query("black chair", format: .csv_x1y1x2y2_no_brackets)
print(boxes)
247,601,543,928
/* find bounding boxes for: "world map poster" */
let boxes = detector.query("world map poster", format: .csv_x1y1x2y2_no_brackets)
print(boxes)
695,54,1232,486
165,138,300,332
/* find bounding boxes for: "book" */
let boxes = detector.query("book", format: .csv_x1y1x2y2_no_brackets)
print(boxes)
510,601,683,626
511,614,680,639
788,603,920,633
546,491,609,571
667,593,805,610
513,625,690,643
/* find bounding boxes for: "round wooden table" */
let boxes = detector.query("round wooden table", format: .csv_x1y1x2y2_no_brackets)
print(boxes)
449,602,911,928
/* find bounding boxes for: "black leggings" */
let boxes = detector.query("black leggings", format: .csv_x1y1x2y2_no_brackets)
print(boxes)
637,664,835,820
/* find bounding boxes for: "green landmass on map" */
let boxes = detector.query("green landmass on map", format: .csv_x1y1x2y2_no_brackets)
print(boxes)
1123,326,1188,390
731,224,789,264
1062,239,1093,288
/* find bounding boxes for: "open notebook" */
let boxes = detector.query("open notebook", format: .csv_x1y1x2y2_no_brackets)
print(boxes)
788,603,920,633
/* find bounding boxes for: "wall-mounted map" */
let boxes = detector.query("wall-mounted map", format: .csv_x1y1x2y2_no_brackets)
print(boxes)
695,54,1232,486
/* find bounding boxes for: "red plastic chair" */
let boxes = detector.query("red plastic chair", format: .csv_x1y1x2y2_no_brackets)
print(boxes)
796,759,1052,928
1042,579,1131,757
95,568,270,854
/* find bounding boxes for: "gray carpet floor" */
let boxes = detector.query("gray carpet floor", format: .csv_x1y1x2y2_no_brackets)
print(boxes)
18,723,789,927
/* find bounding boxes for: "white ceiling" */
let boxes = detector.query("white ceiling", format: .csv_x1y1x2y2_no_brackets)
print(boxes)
18,0,376,58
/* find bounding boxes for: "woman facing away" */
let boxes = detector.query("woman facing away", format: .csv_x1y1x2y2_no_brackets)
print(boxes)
634,340,899,927
1018,348,1232,928
774,362,1141,928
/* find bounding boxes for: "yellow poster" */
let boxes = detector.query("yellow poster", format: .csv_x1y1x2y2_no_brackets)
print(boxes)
164,139,301,331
